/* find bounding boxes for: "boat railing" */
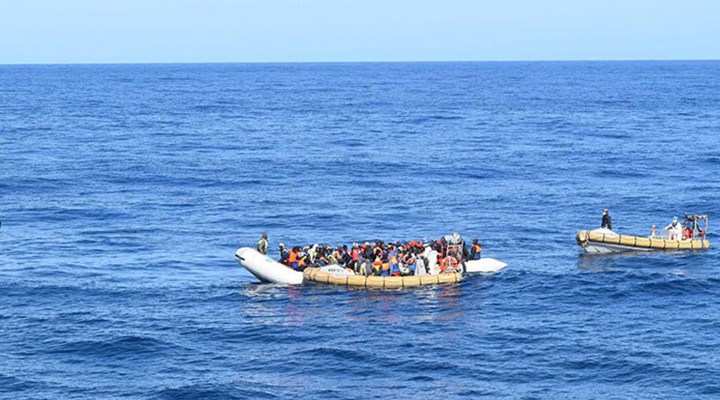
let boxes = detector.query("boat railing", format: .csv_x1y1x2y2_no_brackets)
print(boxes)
659,229,679,240
658,228,704,241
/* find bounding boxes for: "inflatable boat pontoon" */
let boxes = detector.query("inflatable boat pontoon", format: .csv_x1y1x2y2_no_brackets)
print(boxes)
234,247,507,287
576,222,710,254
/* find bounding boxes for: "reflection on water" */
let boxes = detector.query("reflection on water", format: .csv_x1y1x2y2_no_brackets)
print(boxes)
237,280,472,325
576,249,708,276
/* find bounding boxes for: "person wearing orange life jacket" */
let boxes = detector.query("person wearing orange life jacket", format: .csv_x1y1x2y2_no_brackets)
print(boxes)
381,261,391,276
440,255,459,273
287,247,299,270
469,239,482,260
372,255,384,276
683,226,693,240
297,247,309,271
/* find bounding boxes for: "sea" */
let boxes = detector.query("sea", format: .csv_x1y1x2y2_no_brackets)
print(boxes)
1,61,719,399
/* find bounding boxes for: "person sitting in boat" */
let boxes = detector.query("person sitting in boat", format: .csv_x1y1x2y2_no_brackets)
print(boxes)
373,254,385,276
326,249,338,265
469,239,483,260
399,251,416,276
287,247,299,269
257,233,269,255
373,243,384,262
338,246,352,268
316,248,330,266
278,243,289,264
649,225,657,238
350,243,360,272
300,247,311,269
362,242,373,262
665,216,682,240
601,209,612,230
356,251,366,275
386,245,399,276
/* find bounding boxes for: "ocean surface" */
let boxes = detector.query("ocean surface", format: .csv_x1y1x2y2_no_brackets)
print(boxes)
1,61,719,399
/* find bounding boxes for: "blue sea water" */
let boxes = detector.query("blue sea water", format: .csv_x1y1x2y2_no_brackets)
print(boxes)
1,61,720,399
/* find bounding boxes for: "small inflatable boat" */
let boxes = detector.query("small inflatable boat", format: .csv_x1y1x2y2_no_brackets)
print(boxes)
234,247,507,286
576,228,710,254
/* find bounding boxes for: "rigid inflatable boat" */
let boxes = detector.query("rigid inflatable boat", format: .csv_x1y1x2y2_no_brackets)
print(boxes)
234,248,507,286
576,214,711,254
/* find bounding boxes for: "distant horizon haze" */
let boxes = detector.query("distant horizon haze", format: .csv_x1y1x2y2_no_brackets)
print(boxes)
1,0,719,64
2,59,720,67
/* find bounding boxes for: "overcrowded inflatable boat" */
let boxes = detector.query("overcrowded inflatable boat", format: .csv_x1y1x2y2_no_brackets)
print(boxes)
576,214,710,254
235,233,508,287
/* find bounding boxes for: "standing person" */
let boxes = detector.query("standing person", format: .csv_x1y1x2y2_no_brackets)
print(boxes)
601,209,613,230
469,239,483,260
257,233,269,255
350,243,360,272
362,242,373,261
665,216,682,240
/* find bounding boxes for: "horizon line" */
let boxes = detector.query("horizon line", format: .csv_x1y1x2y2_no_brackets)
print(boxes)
1,58,719,67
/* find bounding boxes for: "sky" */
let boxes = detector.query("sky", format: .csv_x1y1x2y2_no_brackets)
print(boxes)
1,0,719,64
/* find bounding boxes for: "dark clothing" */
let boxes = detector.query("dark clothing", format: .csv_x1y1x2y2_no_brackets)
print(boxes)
279,249,289,264
601,214,612,230
362,247,373,260
340,253,352,267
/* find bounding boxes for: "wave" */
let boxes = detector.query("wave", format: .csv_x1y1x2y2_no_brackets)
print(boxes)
47,335,185,360
154,384,276,400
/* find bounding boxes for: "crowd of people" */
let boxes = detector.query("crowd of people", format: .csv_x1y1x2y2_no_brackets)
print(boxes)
256,233,483,276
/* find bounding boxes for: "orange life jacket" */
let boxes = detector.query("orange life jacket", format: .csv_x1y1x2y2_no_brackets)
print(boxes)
683,227,693,239
440,256,458,273
372,258,383,272
288,251,297,263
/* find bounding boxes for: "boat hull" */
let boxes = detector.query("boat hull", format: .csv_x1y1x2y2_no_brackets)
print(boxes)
303,267,463,288
235,247,304,284
576,229,710,254
464,258,508,273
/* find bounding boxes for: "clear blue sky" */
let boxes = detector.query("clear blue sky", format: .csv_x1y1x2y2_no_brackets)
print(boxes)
1,0,719,64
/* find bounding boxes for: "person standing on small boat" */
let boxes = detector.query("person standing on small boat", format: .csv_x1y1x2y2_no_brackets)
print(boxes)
257,233,269,255
469,239,483,260
601,209,612,230
665,216,682,240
